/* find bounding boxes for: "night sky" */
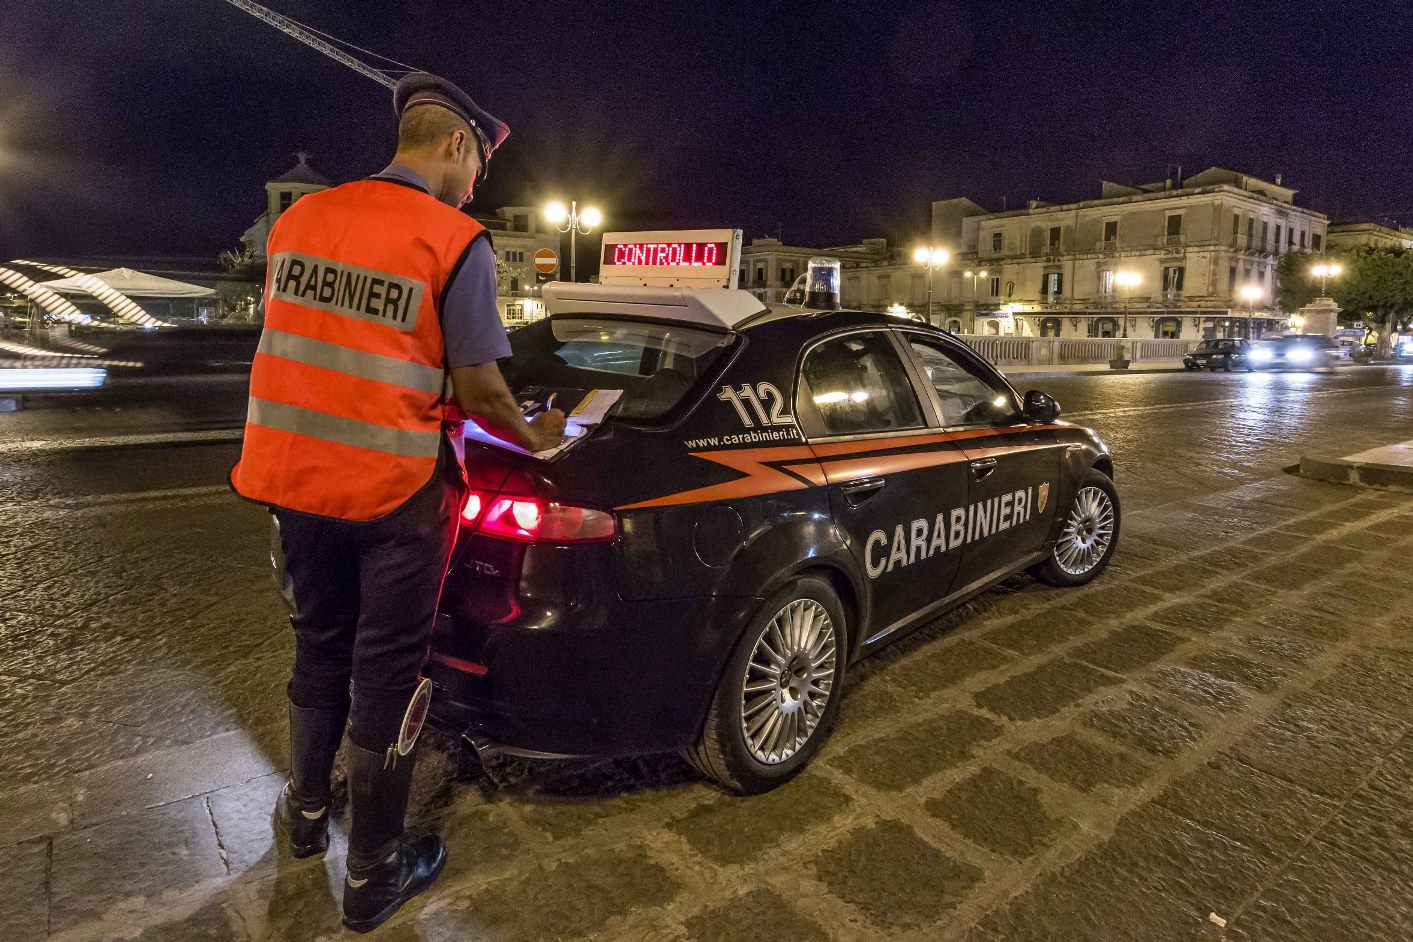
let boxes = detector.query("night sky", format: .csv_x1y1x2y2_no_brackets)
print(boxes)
3,0,1411,266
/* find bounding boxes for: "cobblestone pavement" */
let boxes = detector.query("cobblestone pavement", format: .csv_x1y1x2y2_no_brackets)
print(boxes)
2,370,1412,941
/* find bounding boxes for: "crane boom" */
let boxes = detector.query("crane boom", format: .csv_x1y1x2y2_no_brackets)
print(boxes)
222,0,398,88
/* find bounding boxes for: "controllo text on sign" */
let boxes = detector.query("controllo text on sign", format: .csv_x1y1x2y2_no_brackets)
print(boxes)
603,241,728,267
268,251,426,331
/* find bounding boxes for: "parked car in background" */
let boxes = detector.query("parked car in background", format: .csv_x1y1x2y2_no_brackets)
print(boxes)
1183,338,1253,372
1249,334,1342,371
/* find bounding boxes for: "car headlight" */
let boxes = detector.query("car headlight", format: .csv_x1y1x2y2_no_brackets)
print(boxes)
1251,348,1273,361
1287,347,1314,364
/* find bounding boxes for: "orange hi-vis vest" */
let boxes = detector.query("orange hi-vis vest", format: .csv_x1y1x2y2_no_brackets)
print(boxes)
232,179,487,521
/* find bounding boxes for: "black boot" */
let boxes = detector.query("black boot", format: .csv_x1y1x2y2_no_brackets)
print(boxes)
274,702,346,858
341,742,446,933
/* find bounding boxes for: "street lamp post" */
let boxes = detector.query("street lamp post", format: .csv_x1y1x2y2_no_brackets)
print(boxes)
1311,262,1342,298
544,200,603,283
912,246,951,326
1114,270,1140,338
1239,283,1264,338
962,268,989,333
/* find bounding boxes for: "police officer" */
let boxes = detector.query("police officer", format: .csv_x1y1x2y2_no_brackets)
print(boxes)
231,73,565,933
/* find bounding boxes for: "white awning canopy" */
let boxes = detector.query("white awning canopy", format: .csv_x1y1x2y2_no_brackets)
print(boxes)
41,268,216,299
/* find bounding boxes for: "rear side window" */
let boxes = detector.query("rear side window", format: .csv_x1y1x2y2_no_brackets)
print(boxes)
502,317,732,420
798,331,924,437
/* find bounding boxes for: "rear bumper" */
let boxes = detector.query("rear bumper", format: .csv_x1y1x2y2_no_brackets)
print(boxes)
425,543,759,758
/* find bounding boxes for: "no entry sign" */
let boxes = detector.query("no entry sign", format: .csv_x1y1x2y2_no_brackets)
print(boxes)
534,248,559,274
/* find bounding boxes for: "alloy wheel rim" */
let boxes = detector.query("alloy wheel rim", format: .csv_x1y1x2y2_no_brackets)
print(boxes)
1054,485,1115,575
740,598,837,764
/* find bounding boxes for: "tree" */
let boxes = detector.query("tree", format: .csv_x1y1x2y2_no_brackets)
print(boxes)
1274,250,1327,313
1331,245,1413,359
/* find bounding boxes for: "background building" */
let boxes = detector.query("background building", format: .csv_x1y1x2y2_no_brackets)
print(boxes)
1326,221,1413,251
933,168,1327,339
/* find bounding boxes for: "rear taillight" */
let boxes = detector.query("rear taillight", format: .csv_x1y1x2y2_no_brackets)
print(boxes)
461,491,617,543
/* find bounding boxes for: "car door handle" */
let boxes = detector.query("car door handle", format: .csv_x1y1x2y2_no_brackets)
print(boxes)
969,457,998,480
841,476,886,507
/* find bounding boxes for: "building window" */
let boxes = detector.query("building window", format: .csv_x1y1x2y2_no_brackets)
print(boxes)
1048,226,1062,249
991,231,1003,253
503,250,526,263
1039,316,1062,337
1156,317,1181,339
510,276,520,292
1041,272,1062,299
1232,213,1241,241
1228,265,1238,294
1246,217,1255,249
1103,220,1118,246
1275,224,1283,252
1261,220,1269,248
1099,269,1114,296
780,266,796,284
513,214,530,232
989,276,1001,298
1312,233,1323,251
1300,230,1308,249
946,317,963,333
1092,317,1118,338
1289,229,1296,248
878,274,891,298
754,265,765,286
1165,214,1183,243
278,191,293,214
1162,266,1185,297
1005,280,1015,298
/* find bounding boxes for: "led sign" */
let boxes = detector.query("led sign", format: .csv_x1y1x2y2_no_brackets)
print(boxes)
605,242,727,268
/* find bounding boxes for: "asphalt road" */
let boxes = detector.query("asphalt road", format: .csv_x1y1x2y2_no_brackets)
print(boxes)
2,366,1412,940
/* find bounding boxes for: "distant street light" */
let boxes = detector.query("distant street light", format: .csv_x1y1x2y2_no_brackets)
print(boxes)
962,268,989,333
912,246,950,325
544,200,602,283
1114,270,1140,338
1311,262,1342,297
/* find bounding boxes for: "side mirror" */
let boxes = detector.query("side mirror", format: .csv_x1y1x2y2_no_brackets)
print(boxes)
1023,390,1061,423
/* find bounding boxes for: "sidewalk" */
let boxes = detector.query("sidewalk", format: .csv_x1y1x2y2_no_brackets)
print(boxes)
1004,359,1187,377
1301,438,1413,492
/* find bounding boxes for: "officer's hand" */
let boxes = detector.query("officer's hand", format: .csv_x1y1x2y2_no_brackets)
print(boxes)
529,409,567,451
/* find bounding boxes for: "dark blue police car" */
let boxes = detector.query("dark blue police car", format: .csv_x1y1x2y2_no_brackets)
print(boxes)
419,283,1119,793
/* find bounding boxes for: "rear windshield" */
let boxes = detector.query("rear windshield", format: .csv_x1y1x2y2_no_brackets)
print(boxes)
501,317,734,421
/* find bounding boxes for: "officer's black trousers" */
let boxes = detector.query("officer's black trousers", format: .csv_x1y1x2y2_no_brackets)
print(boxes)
274,466,464,754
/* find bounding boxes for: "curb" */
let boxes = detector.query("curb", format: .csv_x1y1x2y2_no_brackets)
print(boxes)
1004,367,1189,379
1297,454,1413,493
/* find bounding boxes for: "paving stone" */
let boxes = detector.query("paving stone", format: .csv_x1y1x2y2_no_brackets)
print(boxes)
120,897,251,942
887,637,1015,695
1249,606,1349,643
1058,582,1168,621
0,619,149,685
813,820,982,931
1083,690,1206,758
1316,788,1413,877
1072,622,1184,673
1157,755,1336,856
830,710,1001,791
1231,692,1408,798
1140,561,1229,593
429,845,678,942
974,659,1119,722
1366,736,1413,806
682,889,829,942
840,675,922,727
979,804,1261,942
1013,731,1152,792
1245,562,1329,592
1184,650,1288,692
670,773,852,865
235,858,345,940
1234,630,1325,665
0,779,71,849
434,801,524,885
1229,837,1413,941
1241,530,1310,554
49,796,229,933
1144,665,1250,714
0,713,167,793
1144,599,1239,635
1308,647,1413,718
982,611,1082,656
0,839,49,937
926,767,1061,858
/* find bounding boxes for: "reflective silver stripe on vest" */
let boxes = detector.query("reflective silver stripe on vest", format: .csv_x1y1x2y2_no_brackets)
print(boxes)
247,397,441,458
258,328,445,395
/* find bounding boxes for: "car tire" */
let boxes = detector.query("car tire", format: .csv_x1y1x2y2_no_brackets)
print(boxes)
686,575,848,794
1031,469,1121,588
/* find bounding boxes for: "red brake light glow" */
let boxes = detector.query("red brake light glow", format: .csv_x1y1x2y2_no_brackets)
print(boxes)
461,491,617,544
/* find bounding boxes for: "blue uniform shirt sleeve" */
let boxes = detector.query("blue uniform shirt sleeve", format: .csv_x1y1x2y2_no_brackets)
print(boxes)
442,237,511,368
